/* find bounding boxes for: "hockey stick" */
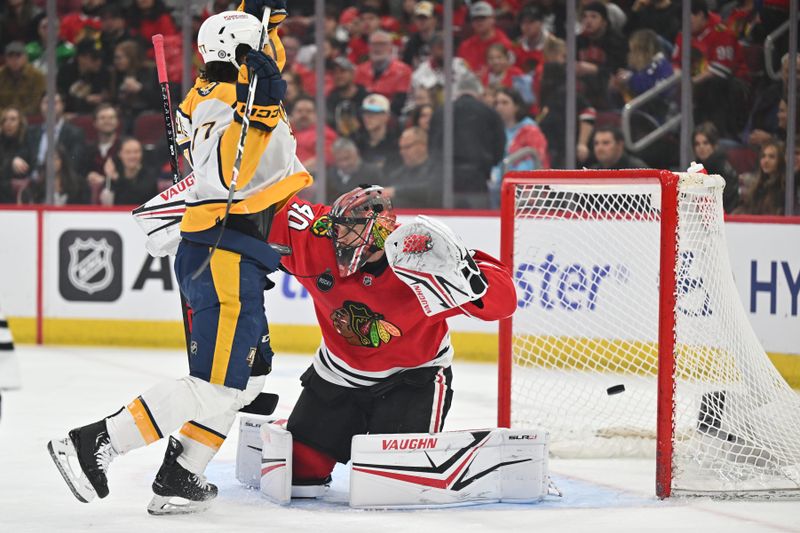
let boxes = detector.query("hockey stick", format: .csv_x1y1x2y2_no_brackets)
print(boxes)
152,33,194,359
190,6,272,280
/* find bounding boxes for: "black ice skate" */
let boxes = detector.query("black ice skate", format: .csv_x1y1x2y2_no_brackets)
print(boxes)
148,436,218,515
47,419,118,503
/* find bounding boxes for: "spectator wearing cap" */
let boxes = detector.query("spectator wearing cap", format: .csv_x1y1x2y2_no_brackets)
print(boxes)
386,126,442,208
0,42,45,116
354,30,412,115
326,57,368,137
429,73,506,209
353,93,401,171
26,14,76,75
59,0,105,45
291,95,338,172
402,1,438,69
57,38,111,114
327,138,382,201
576,1,628,111
456,1,514,75
579,0,627,35
515,7,550,74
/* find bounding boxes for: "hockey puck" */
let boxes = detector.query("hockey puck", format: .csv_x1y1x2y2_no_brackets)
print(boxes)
607,384,626,395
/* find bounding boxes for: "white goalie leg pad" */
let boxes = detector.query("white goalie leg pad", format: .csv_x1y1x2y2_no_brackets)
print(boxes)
235,414,272,489
259,419,293,504
349,428,549,509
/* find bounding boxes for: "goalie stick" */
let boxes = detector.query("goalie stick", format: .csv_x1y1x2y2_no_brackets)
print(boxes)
191,6,272,280
152,33,193,360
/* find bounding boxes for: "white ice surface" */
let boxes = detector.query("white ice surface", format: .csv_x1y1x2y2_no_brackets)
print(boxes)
1,346,799,532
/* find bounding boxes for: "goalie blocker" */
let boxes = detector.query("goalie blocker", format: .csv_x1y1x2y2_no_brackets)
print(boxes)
236,416,550,508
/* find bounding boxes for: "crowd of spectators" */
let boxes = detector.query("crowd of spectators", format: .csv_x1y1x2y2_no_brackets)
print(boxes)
0,0,798,214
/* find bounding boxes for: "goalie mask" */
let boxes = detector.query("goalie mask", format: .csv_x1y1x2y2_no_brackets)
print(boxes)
329,186,397,278
197,11,262,69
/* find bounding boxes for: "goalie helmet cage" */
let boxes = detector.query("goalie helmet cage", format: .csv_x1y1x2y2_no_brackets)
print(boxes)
498,169,800,499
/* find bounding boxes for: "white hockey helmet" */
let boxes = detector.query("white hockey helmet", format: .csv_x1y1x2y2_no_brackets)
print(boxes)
197,10,262,69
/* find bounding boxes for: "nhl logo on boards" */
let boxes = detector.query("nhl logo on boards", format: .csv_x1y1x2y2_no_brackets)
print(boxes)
59,230,123,302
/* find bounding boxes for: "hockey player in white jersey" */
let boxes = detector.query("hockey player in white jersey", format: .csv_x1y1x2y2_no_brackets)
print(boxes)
48,0,311,515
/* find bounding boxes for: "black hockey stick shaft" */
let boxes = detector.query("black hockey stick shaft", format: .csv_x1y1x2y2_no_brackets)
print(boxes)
190,7,272,281
153,33,193,359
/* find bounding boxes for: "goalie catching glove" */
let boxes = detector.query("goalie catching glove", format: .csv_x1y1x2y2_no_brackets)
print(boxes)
385,215,488,317
234,50,286,131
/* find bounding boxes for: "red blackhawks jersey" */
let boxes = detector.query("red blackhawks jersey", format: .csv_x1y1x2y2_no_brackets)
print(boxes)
268,197,517,388
672,14,746,79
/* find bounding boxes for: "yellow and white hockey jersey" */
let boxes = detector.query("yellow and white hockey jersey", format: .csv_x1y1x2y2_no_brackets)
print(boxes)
175,19,311,236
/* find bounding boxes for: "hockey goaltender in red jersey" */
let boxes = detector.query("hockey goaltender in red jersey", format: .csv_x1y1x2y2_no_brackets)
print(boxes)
265,185,517,494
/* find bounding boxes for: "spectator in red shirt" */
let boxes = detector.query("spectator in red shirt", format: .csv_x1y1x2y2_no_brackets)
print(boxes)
672,0,748,137
515,6,550,74
127,0,178,48
354,30,412,115
482,43,533,106
59,0,105,45
348,6,382,65
283,34,315,95
456,1,513,74
291,95,338,172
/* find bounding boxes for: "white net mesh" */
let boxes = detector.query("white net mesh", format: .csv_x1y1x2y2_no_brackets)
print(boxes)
506,172,800,497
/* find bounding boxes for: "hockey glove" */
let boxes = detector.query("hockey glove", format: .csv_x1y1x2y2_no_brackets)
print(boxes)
240,0,287,29
234,50,286,132
385,215,488,317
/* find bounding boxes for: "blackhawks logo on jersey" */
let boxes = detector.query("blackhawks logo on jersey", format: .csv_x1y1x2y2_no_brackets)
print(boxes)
311,215,332,238
330,300,401,348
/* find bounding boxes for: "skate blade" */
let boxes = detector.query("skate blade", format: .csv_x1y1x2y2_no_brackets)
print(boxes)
147,494,213,516
47,438,97,504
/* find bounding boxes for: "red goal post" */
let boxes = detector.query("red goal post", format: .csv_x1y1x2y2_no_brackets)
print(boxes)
497,169,800,499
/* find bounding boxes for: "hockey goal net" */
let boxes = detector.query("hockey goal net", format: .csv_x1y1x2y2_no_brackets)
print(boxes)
498,169,800,498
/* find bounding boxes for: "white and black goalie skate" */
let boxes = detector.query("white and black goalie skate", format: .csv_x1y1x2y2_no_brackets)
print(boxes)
47,419,118,503
148,436,218,516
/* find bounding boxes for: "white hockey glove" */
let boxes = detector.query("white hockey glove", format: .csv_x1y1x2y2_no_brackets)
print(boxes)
385,215,488,317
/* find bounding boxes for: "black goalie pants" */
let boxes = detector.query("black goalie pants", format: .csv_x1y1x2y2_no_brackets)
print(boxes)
287,364,454,464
